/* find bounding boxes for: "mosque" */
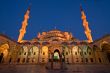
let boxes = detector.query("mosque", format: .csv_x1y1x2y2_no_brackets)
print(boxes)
0,5,110,69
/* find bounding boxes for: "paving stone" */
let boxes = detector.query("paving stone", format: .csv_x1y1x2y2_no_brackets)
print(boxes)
0,64,110,73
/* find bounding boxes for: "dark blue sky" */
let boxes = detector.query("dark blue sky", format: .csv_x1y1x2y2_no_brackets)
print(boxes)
0,0,110,41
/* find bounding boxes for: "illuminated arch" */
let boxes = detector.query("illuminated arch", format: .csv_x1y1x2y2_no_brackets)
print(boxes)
22,46,28,55
23,46,28,52
19,46,28,55
0,43,9,57
41,46,48,63
28,46,39,63
42,46,48,53
72,46,79,52
100,41,110,51
0,43,9,51
54,49,60,60
28,46,39,56
29,46,39,56
0,43,9,63
63,46,69,55
72,46,83,55
32,46,39,52
81,45,88,52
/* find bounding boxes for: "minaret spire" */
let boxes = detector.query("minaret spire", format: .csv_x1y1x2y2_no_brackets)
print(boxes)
80,4,93,43
17,6,30,43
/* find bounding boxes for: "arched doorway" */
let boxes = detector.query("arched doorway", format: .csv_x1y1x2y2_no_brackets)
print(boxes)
0,53,3,63
47,48,64,69
53,49,60,61
52,49,62,69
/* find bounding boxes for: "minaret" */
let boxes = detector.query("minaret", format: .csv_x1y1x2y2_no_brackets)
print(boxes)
17,7,30,43
80,5,93,43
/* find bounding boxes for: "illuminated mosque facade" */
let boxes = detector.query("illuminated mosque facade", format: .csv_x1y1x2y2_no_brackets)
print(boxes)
0,6,110,68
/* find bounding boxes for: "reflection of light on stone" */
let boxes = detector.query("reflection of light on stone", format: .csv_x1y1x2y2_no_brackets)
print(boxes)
3,49,8,57
73,46,79,52
42,46,48,52
0,44,9,58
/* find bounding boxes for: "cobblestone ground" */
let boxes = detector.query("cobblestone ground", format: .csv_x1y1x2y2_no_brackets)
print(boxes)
0,64,110,73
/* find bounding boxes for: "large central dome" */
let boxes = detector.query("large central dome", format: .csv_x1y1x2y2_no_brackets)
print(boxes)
38,29,73,41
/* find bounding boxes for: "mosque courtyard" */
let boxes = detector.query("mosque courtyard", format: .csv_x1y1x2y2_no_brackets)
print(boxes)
0,64,110,73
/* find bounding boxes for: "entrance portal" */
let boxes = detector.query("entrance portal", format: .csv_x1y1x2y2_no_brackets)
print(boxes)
52,49,61,69
53,49,60,61
46,49,65,69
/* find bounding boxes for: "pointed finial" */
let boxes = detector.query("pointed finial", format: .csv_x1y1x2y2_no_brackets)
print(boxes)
80,4,83,11
27,3,32,11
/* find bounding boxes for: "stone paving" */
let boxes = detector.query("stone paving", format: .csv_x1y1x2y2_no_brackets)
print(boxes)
0,64,110,73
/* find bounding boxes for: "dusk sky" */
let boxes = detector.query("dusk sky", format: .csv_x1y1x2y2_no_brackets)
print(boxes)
0,0,110,41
